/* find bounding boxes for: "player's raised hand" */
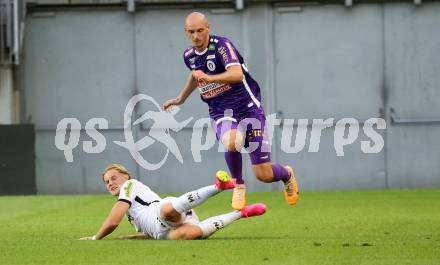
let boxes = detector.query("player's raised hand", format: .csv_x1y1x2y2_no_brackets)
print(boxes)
162,98,180,112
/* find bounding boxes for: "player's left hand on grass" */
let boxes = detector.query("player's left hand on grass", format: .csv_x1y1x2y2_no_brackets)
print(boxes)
192,70,212,83
78,236,95,240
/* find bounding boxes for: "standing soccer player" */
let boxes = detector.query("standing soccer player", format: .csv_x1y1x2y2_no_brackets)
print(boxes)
162,12,299,210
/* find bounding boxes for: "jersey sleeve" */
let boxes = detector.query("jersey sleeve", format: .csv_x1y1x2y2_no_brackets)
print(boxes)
183,47,194,70
118,180,137,206
216,39,241,69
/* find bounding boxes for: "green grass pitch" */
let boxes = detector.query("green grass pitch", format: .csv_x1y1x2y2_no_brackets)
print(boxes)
1,189,439,265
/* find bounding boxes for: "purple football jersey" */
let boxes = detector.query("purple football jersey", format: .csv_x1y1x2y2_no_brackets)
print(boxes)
183,35,264,121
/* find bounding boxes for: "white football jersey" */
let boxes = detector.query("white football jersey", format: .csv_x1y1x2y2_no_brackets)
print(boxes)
118,179,162,236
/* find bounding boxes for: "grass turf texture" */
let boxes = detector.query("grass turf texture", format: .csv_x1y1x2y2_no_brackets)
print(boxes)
1,189,439,265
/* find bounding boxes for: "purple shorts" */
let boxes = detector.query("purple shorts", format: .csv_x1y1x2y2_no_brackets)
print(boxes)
213,111,271,165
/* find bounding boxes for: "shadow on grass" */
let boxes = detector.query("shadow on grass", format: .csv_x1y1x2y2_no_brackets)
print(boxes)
110,235,288,241
205,235,289,240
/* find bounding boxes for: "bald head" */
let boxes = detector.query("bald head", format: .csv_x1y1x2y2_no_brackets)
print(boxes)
184,12,211,51
185,12,209,28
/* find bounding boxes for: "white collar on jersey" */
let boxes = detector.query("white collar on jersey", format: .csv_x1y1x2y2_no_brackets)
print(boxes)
195,48,208,55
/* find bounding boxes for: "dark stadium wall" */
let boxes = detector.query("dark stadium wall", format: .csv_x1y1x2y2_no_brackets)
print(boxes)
0,125,36,195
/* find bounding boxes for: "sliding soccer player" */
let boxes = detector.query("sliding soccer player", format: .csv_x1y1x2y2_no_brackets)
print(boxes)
79,164,266,240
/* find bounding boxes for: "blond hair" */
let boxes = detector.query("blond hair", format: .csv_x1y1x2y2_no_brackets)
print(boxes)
101,164,131,181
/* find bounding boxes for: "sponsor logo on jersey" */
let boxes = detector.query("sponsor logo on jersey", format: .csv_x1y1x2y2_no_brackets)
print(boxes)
218,46,229,64
197,80,232,99
208,44,216,50
124,180,133,197
207,60,216,71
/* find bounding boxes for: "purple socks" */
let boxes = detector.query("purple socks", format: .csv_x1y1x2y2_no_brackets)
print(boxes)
225,152,289,185
224,151,244,184
271,163,290,183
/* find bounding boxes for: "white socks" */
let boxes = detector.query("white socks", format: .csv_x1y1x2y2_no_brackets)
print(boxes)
171,185,243,238
197,211,242,238
171,185,220,214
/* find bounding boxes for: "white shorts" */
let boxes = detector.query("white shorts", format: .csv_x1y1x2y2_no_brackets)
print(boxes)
146,197,199,240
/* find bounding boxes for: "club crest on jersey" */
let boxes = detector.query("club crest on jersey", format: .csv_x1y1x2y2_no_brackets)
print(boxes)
207,60,216,71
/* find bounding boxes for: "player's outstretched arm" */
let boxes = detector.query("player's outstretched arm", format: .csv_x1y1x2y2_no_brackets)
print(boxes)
192,65,243,85
79,201,129,240
162,72,197,112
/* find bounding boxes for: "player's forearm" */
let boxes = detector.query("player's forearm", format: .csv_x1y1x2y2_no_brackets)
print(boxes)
176,77,197,104
94,219,119,240
209,67,243,84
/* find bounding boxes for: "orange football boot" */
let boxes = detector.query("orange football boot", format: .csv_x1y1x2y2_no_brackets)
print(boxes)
283,166,299,205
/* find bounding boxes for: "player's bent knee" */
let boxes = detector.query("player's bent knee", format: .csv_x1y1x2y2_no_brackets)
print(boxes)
180,224,203,240
253,164,274,183
255,172,272,183
160,202,182,223
182,229,202,240
168,224,203,240
225,141,242,152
